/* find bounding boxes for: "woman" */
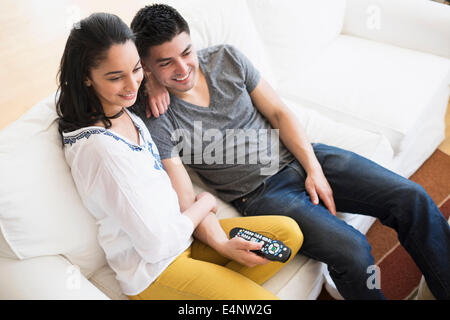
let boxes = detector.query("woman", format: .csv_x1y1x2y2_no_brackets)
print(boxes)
57,12,303,300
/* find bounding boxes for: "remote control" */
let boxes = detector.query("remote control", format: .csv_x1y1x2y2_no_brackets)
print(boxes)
229,227,291,263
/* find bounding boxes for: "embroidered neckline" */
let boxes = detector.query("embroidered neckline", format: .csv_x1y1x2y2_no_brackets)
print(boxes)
64,109,145,151
63,119,164,170
63,128,143,152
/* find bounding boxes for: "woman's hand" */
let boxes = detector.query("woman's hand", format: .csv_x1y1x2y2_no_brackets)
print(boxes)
144,71,170,118
305,168,337,216
193,192,269,267
217,237,271,268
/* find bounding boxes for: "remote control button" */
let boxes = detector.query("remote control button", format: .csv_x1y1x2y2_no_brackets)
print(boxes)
268,244,278,254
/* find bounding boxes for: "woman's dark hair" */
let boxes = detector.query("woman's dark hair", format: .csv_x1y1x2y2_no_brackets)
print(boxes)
56,12,147,140
130,4,190,61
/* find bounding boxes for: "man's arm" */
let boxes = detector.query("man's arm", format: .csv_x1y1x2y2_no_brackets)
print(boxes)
162,157,269,267
250,78,337,215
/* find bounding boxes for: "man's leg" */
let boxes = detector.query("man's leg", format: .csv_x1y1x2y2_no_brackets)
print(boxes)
233,144,450,299
311,143,450,299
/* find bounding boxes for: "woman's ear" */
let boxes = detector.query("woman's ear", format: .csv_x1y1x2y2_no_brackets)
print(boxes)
84,78,92,87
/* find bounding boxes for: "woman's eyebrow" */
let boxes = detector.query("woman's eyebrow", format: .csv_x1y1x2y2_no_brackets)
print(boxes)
104,70,122,76
103,60,141,76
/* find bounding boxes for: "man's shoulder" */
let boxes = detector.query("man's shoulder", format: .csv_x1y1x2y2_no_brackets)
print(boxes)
144,111,173,128
198,44,238,54
198,44,243,63
143,111,179,140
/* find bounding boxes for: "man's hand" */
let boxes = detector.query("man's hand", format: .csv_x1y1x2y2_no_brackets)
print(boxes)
217,237,271,268
144,71,170,118
305,169,337,216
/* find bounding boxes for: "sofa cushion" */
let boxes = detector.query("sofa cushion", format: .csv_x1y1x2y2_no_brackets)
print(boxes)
0,94,106,278
343,0,450,59
246,0,347,87
0,255,109,300
281,97,394,167
278,35,450,155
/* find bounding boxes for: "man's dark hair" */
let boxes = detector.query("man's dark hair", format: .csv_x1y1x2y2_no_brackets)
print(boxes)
131,4,190,60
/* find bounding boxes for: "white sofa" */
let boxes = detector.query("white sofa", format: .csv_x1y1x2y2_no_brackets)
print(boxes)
0,0,449,300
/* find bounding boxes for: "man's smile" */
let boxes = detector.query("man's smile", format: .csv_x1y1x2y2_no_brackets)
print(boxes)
173,69,192,83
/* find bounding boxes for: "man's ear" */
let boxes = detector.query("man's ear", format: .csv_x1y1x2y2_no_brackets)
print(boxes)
141,59,152,74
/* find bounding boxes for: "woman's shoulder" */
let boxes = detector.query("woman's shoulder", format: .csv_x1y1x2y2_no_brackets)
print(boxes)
63,126,111,149
63,126,121,165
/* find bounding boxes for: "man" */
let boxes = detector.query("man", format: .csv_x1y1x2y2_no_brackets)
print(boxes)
130,4,450,299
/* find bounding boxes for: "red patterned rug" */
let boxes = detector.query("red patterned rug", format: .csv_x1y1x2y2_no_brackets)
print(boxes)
376,195,450,299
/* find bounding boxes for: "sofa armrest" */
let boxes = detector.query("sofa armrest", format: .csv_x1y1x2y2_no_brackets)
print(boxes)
343,0,450,59
0,255,109,300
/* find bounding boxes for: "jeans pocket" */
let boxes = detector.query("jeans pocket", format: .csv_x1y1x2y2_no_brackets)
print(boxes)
241,182,267,216
287,160,306,180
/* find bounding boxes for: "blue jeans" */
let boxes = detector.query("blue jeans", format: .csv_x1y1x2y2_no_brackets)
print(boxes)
231,143,450,300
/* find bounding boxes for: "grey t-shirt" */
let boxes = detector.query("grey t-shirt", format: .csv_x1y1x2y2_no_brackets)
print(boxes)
143,44,294,202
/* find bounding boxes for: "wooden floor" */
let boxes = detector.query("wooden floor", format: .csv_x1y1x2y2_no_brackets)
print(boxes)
1,0,449,156
0,0,149,129
441,99,450,155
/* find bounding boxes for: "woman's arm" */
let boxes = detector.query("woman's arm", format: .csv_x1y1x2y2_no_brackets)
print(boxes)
162,157,270,267
181,191,216,228
192,211,269,268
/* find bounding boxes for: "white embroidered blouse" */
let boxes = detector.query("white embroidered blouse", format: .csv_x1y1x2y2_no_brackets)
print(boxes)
63,109,194,295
